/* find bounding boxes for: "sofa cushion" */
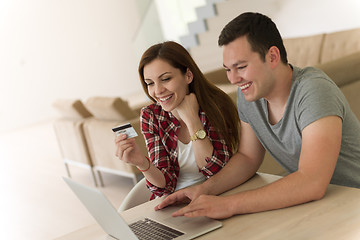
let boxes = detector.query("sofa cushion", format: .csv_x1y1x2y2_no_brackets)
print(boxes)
283,33,324,67
53,99,92,119
85,97,137,121
320,28,360,64
315,52,360,88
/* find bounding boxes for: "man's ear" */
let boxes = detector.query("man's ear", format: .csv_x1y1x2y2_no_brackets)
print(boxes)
268,46,281,67
186,68,194,84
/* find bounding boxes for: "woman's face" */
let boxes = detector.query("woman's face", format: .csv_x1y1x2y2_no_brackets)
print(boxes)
143,58,192,112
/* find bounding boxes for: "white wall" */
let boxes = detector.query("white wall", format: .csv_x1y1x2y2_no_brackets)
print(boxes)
0,0,162,133
1,0,360,133
274,0,360,38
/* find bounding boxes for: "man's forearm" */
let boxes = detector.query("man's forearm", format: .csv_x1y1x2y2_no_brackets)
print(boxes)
228,171,328,215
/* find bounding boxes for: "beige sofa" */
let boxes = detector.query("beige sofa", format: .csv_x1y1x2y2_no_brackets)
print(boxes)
284,28,360,68
53,97,148,186
82,97,147,185
53,99,98,185
204,28,360,175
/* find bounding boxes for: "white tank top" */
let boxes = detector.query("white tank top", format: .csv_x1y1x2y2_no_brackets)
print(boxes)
175,140,206,191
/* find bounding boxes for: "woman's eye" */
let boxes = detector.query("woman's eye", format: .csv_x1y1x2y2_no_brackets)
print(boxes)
162,77,171,81
145,82,153,86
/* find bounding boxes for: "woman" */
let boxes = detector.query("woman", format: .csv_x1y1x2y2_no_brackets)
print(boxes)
115,41,240,199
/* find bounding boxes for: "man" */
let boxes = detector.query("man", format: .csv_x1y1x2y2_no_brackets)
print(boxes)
155,12,360,219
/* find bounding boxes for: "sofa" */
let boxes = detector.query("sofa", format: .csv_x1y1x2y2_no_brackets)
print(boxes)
53,97,148,186
82,97,148,185
53,99,98,185
203,28,360,175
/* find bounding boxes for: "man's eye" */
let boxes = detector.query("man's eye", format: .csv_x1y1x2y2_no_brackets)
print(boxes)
162,77,171,81
237,65,247,70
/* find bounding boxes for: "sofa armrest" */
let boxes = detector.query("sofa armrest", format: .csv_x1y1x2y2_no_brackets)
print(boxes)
314,51,360,88
53,98,92,119
85,96,137,121
82,117,145,174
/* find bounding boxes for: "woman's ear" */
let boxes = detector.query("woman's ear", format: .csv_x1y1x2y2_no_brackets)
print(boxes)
186,68,194,84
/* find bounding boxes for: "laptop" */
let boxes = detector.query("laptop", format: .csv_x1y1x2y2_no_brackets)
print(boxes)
63,177,222,240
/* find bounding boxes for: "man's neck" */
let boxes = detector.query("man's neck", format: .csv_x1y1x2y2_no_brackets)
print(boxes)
266,64,293,124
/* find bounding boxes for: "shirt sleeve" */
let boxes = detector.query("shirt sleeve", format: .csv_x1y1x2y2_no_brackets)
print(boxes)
140,107,179,199
199,112,233,176
295,73,345,131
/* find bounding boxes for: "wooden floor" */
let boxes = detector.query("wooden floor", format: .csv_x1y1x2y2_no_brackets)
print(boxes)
0,121,134,240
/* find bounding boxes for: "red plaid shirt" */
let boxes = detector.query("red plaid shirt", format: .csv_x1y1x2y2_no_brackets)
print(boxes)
140,103,233,199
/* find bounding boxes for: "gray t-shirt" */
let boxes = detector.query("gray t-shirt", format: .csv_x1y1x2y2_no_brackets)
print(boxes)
237,66,360,188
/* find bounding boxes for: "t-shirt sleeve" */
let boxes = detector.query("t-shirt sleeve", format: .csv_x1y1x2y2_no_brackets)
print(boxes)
295,76,345,131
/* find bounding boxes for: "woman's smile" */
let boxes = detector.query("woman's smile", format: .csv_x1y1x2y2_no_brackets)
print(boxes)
144,58,192,112
157,94,173,103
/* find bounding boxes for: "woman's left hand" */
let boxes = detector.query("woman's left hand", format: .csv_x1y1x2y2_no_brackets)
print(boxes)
175,93,199,126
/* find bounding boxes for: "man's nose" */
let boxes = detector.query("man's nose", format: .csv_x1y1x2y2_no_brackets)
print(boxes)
228,71,241,85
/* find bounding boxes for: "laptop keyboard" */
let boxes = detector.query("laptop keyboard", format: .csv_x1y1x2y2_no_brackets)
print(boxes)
129,218,184,240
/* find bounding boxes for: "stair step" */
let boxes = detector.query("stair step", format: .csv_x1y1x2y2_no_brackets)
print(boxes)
189,0,282,72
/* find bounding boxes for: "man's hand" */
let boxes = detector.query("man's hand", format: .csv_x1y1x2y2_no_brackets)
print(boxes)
172,195,235,219
155,183,208,211
155,182,235,220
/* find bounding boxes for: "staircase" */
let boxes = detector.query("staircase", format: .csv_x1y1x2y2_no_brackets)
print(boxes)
180,0,282,73
179,0,224,49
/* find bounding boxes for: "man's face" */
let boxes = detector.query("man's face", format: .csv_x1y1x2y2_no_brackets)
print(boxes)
222,36,274,102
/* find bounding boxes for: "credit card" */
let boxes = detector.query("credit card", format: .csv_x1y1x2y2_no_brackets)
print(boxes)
112,123,138,138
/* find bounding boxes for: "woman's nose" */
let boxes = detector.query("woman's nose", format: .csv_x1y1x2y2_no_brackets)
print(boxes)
154,83,165,95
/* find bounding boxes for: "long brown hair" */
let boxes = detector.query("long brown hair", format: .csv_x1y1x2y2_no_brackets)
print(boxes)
138,41,240,152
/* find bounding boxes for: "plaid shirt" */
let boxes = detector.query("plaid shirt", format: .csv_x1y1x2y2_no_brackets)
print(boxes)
140,103,233,199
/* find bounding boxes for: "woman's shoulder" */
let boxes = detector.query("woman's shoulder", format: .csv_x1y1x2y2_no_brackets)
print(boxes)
141,102,161,114
198,108,207,119
198,108,211,126
141,102,169,121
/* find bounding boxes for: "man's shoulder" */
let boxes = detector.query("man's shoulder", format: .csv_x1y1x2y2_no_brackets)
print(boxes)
293,66,338,91
293,66,328,81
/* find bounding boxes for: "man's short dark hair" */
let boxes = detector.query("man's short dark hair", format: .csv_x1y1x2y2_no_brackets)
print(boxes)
218,12,288,64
